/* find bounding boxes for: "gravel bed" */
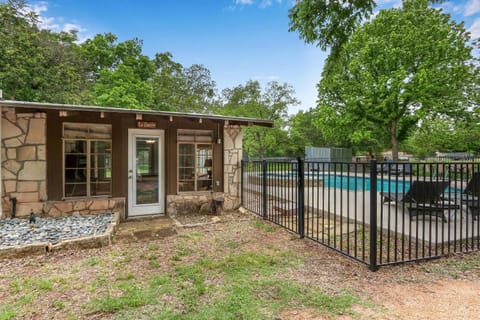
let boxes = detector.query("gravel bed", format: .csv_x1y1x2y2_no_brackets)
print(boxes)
0,213,113,248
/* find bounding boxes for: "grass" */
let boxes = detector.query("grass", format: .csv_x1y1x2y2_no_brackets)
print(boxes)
0,216,376,319
0,306,16,320
419,253,480,278
250,220,278,232
82,243,357,318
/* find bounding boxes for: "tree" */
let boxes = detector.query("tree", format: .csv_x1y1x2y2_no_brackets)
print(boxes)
150,52,218,112
289,0,445,52
404,116,480,157
79,33,156,108
219,80,299,158
151,52,185,111
289,0,375,52
314,0,477,160
288,108,329,156
91,64,154,109
0,0,88,103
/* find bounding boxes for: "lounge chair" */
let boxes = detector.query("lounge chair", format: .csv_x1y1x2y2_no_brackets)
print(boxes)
447,172,480,220
381,180,454,222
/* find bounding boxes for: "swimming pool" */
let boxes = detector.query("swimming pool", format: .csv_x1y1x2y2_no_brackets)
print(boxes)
317,174,410,192
266,173,461,193
266,173,416,192
266,172,411,191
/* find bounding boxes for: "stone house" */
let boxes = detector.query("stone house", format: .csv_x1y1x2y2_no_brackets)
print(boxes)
0,100,273,220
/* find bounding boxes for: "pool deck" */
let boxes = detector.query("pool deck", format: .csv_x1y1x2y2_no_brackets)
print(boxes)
243,174,479,244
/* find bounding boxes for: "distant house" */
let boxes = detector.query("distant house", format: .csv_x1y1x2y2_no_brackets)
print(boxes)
0,100,273,220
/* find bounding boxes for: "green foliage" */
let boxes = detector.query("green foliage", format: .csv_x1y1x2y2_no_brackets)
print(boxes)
0,1,88,103
404,116,480,157
289,0,446,51
288,108,329,156
0,2,219,113
314,0,477,159
289,0,376,51
218,80,299,158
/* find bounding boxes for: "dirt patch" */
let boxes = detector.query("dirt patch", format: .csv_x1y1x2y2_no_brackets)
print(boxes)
369,280,480,319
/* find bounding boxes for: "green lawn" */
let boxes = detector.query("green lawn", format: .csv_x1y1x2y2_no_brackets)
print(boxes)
0,218,361,320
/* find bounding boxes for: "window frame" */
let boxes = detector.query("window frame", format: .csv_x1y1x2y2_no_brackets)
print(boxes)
62,123,112,199
177,130,213,193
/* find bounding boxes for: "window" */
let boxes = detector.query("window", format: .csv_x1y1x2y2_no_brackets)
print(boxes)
178,130,213,192
63,123,112,198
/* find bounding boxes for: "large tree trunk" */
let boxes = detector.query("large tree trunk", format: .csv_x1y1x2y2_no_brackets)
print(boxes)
390,120,399,161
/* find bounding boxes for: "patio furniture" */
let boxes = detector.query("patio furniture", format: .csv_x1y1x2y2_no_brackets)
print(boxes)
448,172,480,220
381,180,455,222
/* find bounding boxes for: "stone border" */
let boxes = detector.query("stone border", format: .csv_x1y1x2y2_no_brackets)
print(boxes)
0,211,120,260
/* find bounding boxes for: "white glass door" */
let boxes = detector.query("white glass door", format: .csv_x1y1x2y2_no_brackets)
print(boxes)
128,129,164,216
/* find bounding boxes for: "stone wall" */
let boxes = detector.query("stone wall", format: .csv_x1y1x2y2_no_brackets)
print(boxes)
1,107,46,218
223,125,242,210
166,194,212,216
43,198,125,221
1,107,125,220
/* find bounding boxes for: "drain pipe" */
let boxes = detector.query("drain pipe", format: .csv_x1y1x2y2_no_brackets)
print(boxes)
11,197,17,218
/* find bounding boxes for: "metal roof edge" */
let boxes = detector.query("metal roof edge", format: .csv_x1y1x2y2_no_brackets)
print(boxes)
0,100,274,127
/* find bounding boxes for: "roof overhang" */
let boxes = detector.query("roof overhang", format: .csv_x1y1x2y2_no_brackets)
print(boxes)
0,100,274,128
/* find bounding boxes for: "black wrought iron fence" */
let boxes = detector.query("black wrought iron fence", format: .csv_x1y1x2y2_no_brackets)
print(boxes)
241,158,480,271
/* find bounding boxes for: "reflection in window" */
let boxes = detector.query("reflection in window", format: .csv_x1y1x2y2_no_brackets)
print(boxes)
178,130,213,192
63,123,112,198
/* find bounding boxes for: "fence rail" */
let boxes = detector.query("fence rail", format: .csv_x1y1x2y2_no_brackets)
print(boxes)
241,158,480,271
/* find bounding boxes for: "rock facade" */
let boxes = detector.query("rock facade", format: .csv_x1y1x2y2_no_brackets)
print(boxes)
1,108,46,218
43,198,125,220
166,194,212,216
1,107,125,220
223,125,242,210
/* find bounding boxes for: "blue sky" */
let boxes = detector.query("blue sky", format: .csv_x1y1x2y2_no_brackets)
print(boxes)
19,0,480,113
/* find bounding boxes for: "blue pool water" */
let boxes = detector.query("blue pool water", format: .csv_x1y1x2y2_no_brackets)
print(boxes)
266,173,462,193
317,174,410,192
266,172,412,192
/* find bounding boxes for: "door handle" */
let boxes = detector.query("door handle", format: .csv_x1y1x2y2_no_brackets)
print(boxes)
128,175,132,179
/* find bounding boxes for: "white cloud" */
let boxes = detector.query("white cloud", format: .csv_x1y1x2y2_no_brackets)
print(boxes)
259,0,272,8
468,18,480,39
231,0,282,9
235,0,254,5
21,1,90,42
465,0,480,16
62,23,86,33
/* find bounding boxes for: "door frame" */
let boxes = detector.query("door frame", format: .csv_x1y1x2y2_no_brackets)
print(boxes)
127,129,165,216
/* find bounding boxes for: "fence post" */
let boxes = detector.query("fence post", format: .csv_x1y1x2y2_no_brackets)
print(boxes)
369,159,378,271
240,160,244,208
297,157,305,238
262,160,268,219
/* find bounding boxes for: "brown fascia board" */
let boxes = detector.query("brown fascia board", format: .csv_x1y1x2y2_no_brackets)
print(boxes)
0,100,274,128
